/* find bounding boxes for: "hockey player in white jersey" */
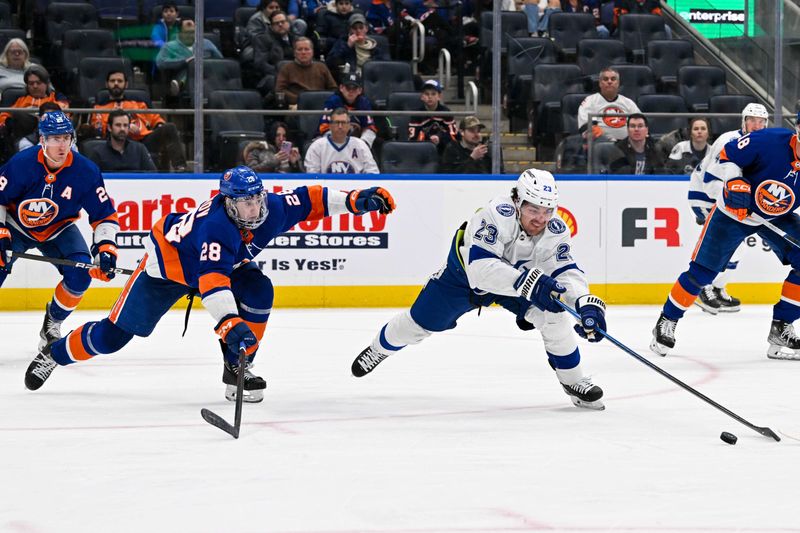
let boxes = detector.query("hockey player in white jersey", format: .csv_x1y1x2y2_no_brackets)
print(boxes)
687,103,768,314
350,169,608,409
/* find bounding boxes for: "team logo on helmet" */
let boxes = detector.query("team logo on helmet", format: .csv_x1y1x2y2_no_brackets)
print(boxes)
755,180,795,216
223,171,232,181
602,105,627,129
496,203,515,217
557,206,578,237
18,198,59,228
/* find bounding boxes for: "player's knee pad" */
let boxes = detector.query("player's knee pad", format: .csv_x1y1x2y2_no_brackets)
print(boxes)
378,310,432,351
684,262,717,289
62,252,93,293
533,311,577,357
89,318,135,354
231,263,273,323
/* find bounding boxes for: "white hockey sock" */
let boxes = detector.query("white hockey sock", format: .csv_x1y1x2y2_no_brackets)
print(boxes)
555,365,584,386
371,310,432,354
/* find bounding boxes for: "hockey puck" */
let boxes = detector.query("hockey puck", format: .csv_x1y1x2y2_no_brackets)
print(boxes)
720,431,737,445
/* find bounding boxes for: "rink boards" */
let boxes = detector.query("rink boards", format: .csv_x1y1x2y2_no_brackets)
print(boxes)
0,173,787,309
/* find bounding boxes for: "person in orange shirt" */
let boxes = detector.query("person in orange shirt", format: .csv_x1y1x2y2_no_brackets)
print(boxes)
0,65,69,149
89,70,187,172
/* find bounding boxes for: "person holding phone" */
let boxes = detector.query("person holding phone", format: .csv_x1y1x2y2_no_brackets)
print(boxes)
242,122,303,173
440,116,501,174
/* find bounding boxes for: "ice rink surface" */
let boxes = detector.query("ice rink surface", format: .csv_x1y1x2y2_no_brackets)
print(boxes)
0,304,798,533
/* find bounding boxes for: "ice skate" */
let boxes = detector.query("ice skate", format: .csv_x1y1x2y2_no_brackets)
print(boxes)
25,343,58,391
351,346,390,377
767,320,800,360
223,360,266,402
693,286,721,315
561,376,604,410
714,287,741,313
38,302,63,351
650,313,677,356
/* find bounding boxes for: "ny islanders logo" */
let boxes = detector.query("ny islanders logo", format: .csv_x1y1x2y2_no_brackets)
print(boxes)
755,180,795,216
326,161,355,173
19,198,59,228
602,105,627,129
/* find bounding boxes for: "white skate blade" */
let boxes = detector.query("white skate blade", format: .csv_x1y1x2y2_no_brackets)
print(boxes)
225,385,264,403
570,396,605,410
767,345,800,360
716,305,741,313
693,300,719,315
649,337,670,357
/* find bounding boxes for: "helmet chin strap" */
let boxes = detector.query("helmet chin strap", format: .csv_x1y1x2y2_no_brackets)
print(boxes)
40,137,73,169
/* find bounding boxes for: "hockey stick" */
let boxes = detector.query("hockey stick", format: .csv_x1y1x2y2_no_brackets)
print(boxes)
11,251,135,275
751,215,800,250
555,299,781,442
201,344,246,439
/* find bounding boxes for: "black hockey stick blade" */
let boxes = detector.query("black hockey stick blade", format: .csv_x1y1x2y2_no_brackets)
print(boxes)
555,299,781,442
200,345,247,439
12,251,135,275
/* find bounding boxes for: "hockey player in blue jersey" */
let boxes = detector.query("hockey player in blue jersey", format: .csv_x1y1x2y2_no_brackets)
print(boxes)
652,114,800,360
0,110,119,351
351,169,608,409
24,166,396,401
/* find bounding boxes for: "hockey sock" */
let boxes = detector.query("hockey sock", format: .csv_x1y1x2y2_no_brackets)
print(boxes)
773,271,800,323
50,318,134,365
372,311,432,354
547,347,580,371
711,261,738,289
49,281,85,321
664,263,716,320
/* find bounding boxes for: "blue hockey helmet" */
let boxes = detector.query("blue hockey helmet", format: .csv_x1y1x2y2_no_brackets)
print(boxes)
38,110,74,138
219,166,268,230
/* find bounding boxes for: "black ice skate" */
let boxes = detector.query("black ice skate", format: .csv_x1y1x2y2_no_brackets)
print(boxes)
693,286,721,315
561,377,604,410
351,346,391,377
714,287,741,313
25,343,58,391
223,360,266,403
650,313,677,356
38,302,63,351
767,320,800,360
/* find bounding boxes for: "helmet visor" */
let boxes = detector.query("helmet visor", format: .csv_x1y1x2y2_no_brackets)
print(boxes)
226,191,267,229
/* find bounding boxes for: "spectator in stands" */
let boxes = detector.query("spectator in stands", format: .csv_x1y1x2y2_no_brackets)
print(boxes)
243,121,303,172
89,110,157,172
276,37,338,106
319,72,378,148
0,38,32,93
577,66,640,141
327,13,390,79
408,79,457,154
151,1,181,49
441,115,502,174
559,0,611,37
305,107,379,173
661,117,711,175
414,0,458,73
614,0,670,38
0,66,69,151
156,19,223,96
89,70,187,172
608,113,665,174
522,0,562,36
367,0,394,35
17,101,63,153
316,0,358,54
251,10,296,96
247,0,285,37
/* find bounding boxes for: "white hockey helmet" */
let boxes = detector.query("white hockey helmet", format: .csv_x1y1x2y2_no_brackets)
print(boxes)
515,168,558,210
741,103,768,133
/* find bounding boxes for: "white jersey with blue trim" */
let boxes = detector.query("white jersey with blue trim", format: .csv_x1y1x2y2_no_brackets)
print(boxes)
458,195,588,307
689,129,742,209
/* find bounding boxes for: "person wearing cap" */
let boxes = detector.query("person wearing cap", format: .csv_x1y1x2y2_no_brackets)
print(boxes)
316,0,359,54
275,37,338,106
326,12,389,78
318,71,378,147
441,116,501,174
304,107,379,174
408,79,457,153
